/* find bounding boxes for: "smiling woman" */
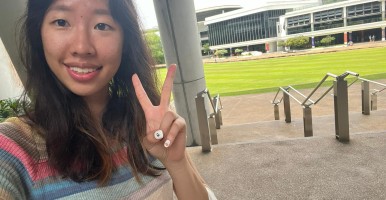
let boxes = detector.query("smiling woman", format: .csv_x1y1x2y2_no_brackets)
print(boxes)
0,0,215,199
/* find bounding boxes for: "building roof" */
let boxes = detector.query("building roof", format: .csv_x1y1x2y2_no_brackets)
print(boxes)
196,5,242,22
204,0,319,25
284,0,379,17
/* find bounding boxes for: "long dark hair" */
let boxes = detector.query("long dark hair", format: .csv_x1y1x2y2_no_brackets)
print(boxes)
19,0,161,184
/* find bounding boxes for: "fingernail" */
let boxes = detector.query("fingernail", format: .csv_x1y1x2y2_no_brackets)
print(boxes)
154,130,164,140
164,140,171,148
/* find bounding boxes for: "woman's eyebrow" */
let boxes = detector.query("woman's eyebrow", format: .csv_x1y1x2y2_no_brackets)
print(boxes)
47,4,71,12
47,4,110,16
94,8,111,16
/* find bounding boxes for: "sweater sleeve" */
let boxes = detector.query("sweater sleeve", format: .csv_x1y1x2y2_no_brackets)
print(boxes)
0,133,29,200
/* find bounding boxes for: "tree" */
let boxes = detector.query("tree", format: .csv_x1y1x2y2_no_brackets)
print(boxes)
235,48,243,56
145,31,165,64
202,43,210,55
214,49,228,58
285,36,310,50
320,35,335,46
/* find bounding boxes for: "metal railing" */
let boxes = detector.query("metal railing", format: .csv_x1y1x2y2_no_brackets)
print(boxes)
359,77,386,115
272,71,360,142
195,88,223,152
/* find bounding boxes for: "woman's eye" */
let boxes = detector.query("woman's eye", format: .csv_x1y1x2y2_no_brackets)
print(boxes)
95,23,112,31
54,19,68,27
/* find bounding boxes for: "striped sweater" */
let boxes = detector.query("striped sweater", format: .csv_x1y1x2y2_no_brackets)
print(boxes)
0,117,173,200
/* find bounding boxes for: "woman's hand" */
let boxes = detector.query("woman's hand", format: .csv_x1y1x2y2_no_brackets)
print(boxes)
132,64,186,164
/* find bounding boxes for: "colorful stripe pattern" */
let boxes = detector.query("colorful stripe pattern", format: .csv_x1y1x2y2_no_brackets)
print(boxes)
0,118,173,199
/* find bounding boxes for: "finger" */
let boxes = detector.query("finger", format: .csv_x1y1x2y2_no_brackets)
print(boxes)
160,64,177,108
132,74,153,112
144,111,177,148
163,117,185,148
158,111,184,147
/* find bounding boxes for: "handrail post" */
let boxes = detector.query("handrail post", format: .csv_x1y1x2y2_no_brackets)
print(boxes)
274,104,280,120
303,106,313,137
195,93,212,152
213,95,222,129
371,93,378,111
361,81,370,115
333,78,350,142
209,114,218,145
283,89,291,123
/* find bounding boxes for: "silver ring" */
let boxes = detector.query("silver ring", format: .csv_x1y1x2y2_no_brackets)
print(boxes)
154,130,164,140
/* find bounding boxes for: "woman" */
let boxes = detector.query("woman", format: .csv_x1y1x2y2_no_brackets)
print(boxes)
0,0,216,199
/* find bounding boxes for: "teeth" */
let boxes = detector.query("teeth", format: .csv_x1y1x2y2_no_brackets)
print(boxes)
70,67,98,74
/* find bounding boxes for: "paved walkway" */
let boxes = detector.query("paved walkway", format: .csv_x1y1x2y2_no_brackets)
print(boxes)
187,44,386,199
188,82,386,199
189,131,386,200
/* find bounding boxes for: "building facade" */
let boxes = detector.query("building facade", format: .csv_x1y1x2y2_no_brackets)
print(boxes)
196,5,242,55
204,0,386,55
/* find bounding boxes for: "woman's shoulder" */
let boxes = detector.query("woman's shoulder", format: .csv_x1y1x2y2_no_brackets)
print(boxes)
0,117,45,161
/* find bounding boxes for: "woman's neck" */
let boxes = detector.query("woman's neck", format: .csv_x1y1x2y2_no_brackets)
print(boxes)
83,89,110,121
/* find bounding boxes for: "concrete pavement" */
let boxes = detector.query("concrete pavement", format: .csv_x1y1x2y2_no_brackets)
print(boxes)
187,80,386,199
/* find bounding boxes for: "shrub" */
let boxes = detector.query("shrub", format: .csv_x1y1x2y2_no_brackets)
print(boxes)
215,49,228,58
320,35,336,46
0,98,24,122
235,48,243,56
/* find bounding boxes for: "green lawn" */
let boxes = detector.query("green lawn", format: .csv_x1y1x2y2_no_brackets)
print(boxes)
158,46,386,96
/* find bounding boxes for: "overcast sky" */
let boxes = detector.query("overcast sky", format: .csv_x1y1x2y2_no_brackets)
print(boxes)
134,0,263,29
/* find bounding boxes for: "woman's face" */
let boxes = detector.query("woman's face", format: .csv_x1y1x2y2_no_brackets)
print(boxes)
41,0,124,99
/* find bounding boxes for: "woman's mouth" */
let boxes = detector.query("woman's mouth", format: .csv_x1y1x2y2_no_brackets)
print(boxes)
69,66,101,74
65,63,102,82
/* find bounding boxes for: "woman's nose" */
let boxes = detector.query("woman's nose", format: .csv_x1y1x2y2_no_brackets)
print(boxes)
70,28,96,57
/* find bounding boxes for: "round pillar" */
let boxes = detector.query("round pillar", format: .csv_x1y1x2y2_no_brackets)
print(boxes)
153,0,208,146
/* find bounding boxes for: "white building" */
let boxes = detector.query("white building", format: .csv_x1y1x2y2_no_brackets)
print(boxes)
204,0,386,54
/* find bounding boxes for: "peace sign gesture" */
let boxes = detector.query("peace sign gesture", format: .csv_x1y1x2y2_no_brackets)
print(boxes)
132,64,187,163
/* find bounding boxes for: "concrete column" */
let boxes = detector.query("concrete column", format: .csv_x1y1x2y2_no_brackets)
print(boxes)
382,27,385,41
361,30,365,42
229,47,232,57
310,13,314,32
343,6,347,27
265,43,270,53
153,0,208,146
269,42,277,52
0,0,27,87
382,0,386,21
349,32,352,42
311,36,315,48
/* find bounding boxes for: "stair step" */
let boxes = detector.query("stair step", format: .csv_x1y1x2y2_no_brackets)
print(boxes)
217,109,386,144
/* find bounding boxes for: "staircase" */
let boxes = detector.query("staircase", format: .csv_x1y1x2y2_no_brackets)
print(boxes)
188,81,386,199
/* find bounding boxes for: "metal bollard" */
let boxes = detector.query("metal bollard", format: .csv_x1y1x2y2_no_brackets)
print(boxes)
283,91,291,123
361,81,370,115
213,95,222,129
215,110,222,129
195,93,212,152
274,104,280,120
371,93,377,111
333,78,349,142
209,114,218,145
303,106,313,137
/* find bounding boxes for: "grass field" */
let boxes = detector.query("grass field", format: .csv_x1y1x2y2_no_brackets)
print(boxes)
158,46,386,96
